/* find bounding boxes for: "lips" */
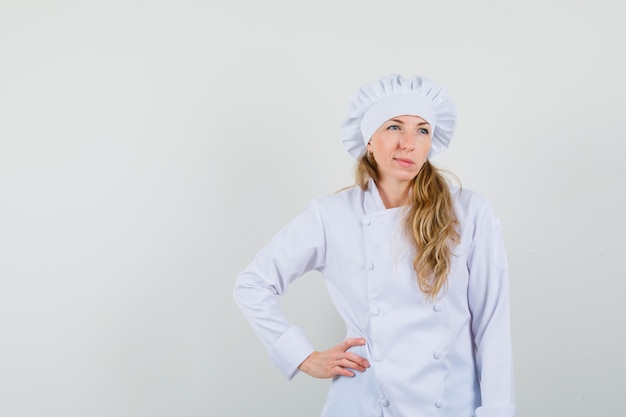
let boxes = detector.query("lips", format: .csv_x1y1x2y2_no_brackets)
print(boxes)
394,157,415,168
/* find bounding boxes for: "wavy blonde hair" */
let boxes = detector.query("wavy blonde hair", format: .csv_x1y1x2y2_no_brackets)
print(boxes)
355,154,460,300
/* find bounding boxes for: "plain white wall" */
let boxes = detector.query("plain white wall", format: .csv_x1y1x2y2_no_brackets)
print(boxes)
1,0,624,416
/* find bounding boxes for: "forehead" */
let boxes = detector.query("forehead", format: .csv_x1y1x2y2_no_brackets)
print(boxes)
386,115,430,124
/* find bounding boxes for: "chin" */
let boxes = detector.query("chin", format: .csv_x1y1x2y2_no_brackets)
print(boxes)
396,172,420,182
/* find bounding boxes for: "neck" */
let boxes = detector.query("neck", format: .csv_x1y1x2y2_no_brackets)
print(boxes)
376,178,411,208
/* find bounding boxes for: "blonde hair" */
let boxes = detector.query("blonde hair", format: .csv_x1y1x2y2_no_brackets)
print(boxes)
355,154,460,300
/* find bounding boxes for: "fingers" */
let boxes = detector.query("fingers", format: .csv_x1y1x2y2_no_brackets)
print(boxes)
337,356,368,373
328,355,368,377
344,352,370,369
336,338,370,370
331,365,356,378
341,338,367,350
300,339,371,379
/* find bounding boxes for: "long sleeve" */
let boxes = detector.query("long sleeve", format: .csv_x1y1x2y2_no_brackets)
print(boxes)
467,202,516,417
233,201,327,380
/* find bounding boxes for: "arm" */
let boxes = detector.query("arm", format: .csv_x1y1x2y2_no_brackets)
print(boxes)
234,201,370,380
467,202,516,417
233,202,325,379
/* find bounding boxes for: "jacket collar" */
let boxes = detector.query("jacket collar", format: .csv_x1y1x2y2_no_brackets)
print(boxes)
363,178,403,215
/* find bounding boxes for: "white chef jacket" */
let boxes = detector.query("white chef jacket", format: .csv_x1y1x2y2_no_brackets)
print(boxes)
234,180,516,417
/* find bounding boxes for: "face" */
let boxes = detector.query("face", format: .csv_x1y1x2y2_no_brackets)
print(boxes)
367,115,432,187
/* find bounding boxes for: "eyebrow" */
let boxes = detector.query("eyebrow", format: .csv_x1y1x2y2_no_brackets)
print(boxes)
389,118,431,126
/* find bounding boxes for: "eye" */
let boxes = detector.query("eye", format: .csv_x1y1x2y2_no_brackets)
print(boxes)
386,124,401,131
419,128,430,135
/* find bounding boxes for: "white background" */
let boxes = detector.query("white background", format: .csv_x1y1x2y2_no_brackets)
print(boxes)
1,1,625,416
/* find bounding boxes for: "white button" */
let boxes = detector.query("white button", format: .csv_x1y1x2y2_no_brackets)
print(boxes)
362,218,371,226
433,351,442,360
373,354,383,362
367,262,374,270
433,304,441,312
380,398,390,407
435,400,444,408
371,306,380,316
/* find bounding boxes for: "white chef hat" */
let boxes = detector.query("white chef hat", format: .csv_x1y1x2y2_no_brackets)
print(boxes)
340,74,457,159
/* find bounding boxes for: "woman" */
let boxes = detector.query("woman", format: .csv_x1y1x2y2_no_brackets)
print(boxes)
233,74,516,417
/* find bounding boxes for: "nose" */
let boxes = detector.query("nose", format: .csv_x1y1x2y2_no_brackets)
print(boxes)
399,131,415,151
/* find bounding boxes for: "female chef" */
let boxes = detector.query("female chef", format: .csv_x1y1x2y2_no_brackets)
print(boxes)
233,74,516,417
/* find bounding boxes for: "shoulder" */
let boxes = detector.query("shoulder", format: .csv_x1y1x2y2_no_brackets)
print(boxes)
448,185,496,222
309,184,363,213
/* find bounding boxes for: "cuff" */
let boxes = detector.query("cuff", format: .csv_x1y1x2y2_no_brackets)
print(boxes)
268,326,315,380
